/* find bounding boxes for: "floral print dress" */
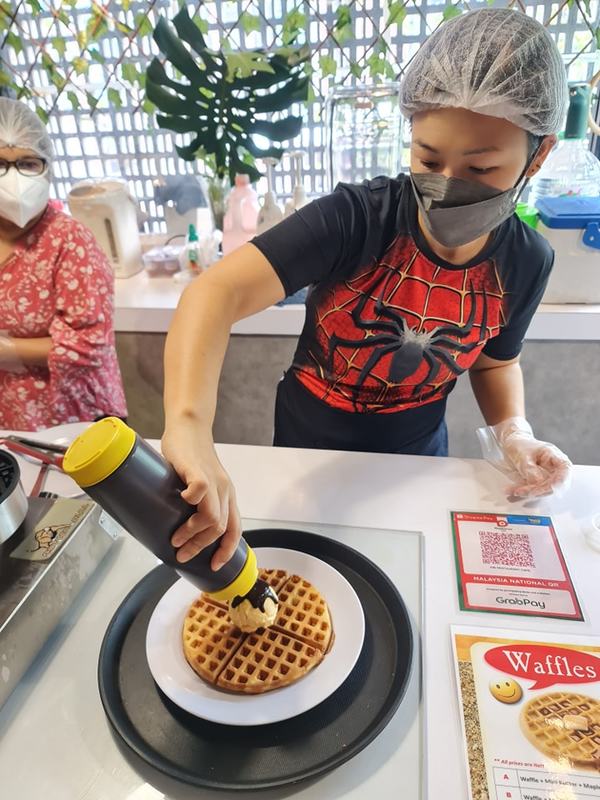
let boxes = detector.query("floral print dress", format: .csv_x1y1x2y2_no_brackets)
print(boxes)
0,205,127,430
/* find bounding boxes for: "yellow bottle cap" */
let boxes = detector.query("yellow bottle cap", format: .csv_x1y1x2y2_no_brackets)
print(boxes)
63,417,136,488
207,547,258,603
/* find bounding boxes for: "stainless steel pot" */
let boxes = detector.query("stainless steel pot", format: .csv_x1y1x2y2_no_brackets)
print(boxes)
0,450,28,544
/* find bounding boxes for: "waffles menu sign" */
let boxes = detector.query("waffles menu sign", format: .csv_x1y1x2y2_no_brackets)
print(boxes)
452,626,600,800
485,644,600,690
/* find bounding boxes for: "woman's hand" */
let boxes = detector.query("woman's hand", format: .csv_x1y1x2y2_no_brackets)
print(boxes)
0,334,51,369
478,416,572,498
161,422,242,570
496,420,572,497
0,335,21,371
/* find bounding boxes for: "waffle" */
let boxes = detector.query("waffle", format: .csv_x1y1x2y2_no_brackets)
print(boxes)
217,628,323,693
182,596,245,686
259,568,289,592
272,573,333,652
520,692,600,770
182,568,333,694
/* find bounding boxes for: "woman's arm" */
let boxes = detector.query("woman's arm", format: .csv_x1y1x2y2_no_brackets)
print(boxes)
164,243,284,428
6,336,52,367
163,188,369,566
469,352,524,425
161,243,285,568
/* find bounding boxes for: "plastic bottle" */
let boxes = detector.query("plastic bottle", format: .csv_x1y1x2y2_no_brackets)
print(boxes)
529,84,600,208
284,151,309,217
180,223,200,272
256,158,283,235
222,174,259,256
62,417,258,599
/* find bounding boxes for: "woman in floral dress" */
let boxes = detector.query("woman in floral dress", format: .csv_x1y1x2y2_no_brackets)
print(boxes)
0,98,126,431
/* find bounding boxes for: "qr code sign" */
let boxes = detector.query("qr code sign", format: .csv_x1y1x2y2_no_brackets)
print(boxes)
479,531,535,568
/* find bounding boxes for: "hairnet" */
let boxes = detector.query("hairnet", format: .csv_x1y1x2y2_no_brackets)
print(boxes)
0,98,53,162
399,8,569,136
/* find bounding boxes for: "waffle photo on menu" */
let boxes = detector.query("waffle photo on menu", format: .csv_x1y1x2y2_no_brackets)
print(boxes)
452,626,600,800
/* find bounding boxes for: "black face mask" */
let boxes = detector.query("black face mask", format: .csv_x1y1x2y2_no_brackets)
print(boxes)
410,147,540,248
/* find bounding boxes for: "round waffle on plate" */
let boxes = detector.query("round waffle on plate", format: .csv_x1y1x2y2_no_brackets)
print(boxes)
102,531,412,789
183,568,333,694
145,546,365,726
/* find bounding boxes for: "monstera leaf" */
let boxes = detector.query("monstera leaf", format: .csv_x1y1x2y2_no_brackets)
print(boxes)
145,6,309,183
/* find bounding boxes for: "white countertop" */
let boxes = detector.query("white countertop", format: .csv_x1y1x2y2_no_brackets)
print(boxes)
1,424,600,799
114,271,306,336
114,271,600,340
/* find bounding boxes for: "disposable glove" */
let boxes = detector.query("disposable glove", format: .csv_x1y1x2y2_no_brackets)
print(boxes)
477,416,572,498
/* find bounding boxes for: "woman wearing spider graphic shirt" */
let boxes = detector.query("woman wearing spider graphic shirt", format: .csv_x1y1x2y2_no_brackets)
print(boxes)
163,9,574,569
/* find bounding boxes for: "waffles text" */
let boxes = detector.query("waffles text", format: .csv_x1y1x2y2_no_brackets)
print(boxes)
485,644,600,690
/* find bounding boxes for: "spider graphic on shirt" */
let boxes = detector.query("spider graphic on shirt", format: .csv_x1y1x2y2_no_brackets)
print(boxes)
311,245,506,411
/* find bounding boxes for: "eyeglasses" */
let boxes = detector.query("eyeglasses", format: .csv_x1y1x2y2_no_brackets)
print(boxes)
0,157,47,177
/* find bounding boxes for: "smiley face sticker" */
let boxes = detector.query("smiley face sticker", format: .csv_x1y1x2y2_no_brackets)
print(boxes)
490,678,523,704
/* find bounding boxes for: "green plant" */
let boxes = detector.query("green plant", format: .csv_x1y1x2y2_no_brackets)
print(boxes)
0,1,597,129
0,0,156,121
145,5,309,184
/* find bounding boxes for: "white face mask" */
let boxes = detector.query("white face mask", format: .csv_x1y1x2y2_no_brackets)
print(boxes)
0,169,49,229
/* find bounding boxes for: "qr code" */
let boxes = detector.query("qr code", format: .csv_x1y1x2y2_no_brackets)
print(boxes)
479,531,535,568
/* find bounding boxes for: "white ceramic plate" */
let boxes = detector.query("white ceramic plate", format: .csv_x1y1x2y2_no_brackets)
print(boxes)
145,547,365,726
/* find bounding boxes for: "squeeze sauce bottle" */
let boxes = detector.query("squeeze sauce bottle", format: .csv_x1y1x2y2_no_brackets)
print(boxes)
62,417,258,600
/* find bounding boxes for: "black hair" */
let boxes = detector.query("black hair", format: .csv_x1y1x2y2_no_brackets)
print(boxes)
527,132,543,161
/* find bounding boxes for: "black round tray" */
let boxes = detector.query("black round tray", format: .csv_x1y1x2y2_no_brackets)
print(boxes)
98,528,414,791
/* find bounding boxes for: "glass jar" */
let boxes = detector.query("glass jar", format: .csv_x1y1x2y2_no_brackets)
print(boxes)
325,83,403,191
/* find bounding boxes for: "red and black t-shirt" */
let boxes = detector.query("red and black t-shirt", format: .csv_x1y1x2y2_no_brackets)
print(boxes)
252,175,553,444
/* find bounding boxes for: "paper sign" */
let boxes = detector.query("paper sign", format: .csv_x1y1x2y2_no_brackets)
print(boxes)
453,626,600,800
451,512,583,621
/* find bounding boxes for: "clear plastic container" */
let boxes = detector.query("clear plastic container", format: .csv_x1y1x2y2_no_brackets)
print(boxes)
529,140,600,207
529,84,600,208
142,244,182,275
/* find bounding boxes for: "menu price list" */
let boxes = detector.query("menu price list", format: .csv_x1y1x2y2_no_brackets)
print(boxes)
494,766,600,799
